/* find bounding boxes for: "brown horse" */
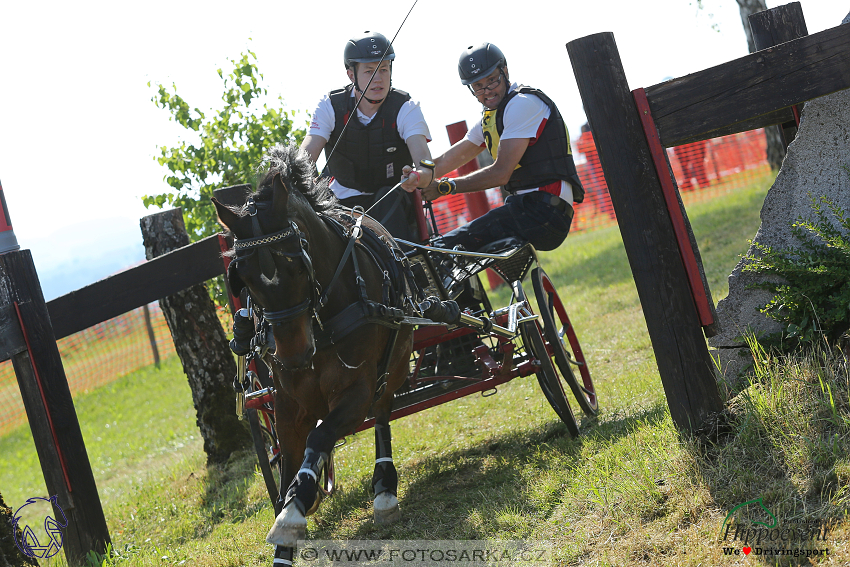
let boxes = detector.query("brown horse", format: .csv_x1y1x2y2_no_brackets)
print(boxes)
213,144,413,551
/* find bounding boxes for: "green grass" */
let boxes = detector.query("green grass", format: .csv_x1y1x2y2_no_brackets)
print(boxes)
0,357,201,509
5,176,849,566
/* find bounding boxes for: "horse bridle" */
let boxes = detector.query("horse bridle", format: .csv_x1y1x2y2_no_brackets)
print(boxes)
231,198,366,330
232,198,324,328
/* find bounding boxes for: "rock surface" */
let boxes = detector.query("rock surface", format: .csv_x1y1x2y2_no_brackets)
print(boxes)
710,86,850,381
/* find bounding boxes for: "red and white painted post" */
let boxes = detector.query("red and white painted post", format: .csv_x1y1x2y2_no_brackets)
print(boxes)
445,121,502,289
0,179,20,254
0,178,110,565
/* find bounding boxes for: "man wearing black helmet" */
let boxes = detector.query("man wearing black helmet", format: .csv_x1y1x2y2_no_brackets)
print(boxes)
403,43,584,252
302,31,433,241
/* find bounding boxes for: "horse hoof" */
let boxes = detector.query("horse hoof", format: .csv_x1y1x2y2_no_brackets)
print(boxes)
266,503,307,546
373,492,401,525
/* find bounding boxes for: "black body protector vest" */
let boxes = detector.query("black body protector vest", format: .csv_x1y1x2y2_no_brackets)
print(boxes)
325,84,413,195
482,85,584,203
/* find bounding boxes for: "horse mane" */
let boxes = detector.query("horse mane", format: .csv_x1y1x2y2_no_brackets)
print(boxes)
253,143,339,214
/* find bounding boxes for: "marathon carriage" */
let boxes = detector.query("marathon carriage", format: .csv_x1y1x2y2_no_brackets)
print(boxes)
214,144,597,549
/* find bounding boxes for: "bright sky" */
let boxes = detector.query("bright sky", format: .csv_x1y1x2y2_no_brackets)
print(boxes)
0,0,846,268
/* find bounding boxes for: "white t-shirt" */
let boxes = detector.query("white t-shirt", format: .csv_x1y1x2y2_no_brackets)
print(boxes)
309,89,431,199
464,83,574,203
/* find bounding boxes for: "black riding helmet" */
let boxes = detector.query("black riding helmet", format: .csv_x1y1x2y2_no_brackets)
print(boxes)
344,31,395,103
458,43,506,85
344,31,395,69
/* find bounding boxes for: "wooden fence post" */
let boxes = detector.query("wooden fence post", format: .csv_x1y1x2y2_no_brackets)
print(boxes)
0,253,110,565
567,33,724,430
749,2,809,149
142,304,160,368
0,179,109,565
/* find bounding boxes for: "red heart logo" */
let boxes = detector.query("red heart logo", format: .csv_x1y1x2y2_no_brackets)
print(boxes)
743,547,752,555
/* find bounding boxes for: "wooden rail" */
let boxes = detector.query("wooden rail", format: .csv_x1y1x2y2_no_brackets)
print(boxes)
46,235,225,340
646,21,850,147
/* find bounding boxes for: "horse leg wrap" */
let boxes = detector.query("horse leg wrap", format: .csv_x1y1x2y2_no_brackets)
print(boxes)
372,423,398,497
274,545,295,566
285,448,328,516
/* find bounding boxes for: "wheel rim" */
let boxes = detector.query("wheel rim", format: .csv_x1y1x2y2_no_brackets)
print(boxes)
249,373,282,510
533,268,598,416
515,282,579,437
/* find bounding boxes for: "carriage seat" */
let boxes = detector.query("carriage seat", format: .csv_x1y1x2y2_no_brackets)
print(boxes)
477,237,528,256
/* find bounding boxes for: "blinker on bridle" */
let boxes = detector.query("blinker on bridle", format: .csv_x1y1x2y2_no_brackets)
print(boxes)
232,197,324,328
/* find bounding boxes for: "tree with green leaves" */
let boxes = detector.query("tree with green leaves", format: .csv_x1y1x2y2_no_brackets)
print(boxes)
145,50,308,240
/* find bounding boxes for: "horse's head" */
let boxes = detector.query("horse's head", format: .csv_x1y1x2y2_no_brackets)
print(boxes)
214,169,321,371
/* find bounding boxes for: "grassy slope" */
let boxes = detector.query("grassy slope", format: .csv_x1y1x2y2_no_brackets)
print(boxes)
5,177,849,566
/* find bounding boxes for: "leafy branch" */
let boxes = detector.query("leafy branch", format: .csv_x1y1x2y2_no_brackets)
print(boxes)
145,50,307,240
743,193,850,349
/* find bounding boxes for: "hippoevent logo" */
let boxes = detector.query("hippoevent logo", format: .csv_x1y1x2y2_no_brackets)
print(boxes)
12,495,67,559
718,497,834,559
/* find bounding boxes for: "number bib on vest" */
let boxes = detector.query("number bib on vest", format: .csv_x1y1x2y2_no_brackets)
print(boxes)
482,108,521,172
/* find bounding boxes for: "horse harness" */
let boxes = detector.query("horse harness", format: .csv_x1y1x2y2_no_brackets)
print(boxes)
230,198,431,399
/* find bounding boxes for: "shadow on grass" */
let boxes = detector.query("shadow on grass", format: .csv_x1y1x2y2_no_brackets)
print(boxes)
200,449,272,526
680,351,850,565
308,404,668,541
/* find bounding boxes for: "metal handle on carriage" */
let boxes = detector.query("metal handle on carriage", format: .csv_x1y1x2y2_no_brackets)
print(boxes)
394,239,523,260
236,354,247,420
456,311,517,340
245,386,276,409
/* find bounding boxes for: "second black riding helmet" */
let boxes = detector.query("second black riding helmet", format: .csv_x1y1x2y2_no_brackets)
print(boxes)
344,31,395,69
458,43,506,85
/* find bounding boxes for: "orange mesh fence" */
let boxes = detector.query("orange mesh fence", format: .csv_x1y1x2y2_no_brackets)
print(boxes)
427,129,772,236
0,304,177,436
427,170,507,235
571,128,773,230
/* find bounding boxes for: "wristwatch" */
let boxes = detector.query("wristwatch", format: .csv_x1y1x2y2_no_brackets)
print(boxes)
437,178,457,196
419,159,436,186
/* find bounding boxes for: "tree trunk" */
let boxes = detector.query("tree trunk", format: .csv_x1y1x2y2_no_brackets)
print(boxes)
736,0,786,169
140,209,249,463
764,120,786,170
0,491,39,567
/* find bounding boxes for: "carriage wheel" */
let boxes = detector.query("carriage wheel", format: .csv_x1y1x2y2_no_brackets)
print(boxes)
531,267,599,417
248,406,282,511
514,281,580,438
247,366,283,511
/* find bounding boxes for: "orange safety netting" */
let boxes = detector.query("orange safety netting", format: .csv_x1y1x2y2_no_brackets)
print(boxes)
571,128,772,231
427,128,772,234
0,304,177,436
